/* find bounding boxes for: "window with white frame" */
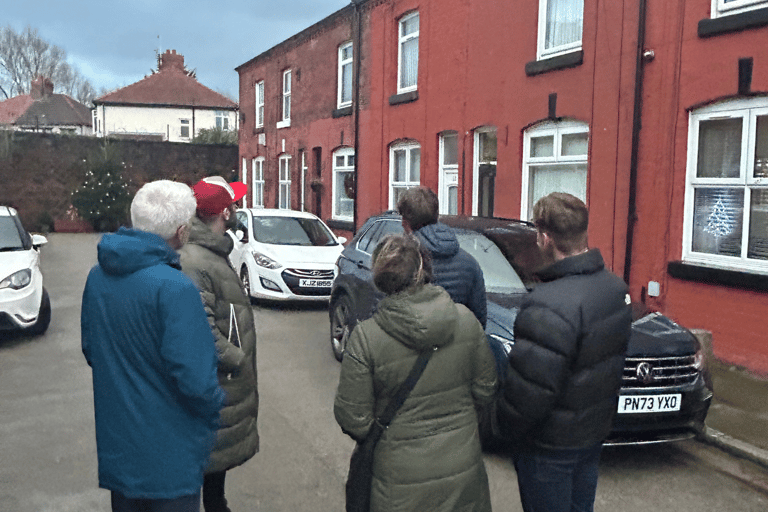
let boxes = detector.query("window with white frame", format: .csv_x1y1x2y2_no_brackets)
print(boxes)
338,42,353,108
215,111,230,130
398,12,419,93
521,120,589,221
278,69,291,127
537,0,584,60
255,81,264,128
279,155,291,209
180,119,190,139
439,132,459,215
333,148,355,220
683,99,768,272
473,128,497,217
713,0,768,18
252,157,265,208
389,142,421,209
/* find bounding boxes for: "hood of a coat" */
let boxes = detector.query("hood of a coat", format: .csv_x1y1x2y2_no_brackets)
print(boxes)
186,216,234,258
414,222,460,260
373,284,459,352
97,227,180,276
535,248,605,283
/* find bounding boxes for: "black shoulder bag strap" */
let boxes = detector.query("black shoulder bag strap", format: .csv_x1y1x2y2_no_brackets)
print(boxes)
365,347,434,445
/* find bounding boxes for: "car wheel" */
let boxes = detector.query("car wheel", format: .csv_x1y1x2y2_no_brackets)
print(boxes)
28,289,51,335
330,294,354,362
240,265,252,297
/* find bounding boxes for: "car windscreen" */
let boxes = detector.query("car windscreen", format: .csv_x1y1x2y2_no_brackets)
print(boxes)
252,216,338,246
456,231,526,293
0,216,24,251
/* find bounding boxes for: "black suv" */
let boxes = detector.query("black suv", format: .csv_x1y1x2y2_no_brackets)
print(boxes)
329,211,713,446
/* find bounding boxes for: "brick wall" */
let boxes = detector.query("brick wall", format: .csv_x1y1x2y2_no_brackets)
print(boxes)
0,131,238,232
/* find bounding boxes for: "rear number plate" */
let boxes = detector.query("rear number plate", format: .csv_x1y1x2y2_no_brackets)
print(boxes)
617,394,681,414
299,279,332,288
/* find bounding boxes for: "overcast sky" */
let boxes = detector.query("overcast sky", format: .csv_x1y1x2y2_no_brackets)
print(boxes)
5,0,351,101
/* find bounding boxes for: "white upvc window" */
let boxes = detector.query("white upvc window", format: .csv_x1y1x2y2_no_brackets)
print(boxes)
252,157,265,208
180,119,190,139
521,120,589,221
712,0,768,18
255,81,264,128
277,70,291,128
537,0,584,61
279,154,291,209
439,131,459,215
389,142,421,209
398,12,419,93
215,111,230,130
683,98,768,273
472,127,498,217
333,148,355,220
338,42,353,108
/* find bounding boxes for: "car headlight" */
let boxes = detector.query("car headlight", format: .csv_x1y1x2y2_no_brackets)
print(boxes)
252,251,281,269
693,348,706,371
0,269,32,290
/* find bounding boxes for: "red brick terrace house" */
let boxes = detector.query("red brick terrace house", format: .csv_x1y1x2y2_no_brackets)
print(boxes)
93,50,238,143
237,0,768,374
0,76,92,135
235,4,361,226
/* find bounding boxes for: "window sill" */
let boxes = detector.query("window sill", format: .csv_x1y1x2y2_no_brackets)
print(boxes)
326,218,355,232
699,7,768,37
276,119,291,129
333,106,353,118
525,51,583,77
253,126,264,135
667,260,768,292
389,90,419,106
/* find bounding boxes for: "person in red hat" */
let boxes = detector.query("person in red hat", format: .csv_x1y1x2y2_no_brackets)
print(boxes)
179,176,259,512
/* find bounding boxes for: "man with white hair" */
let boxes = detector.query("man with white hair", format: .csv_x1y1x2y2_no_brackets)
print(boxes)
81,180,225,512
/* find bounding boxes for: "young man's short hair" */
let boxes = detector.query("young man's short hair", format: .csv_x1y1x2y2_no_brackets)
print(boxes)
533,192,589,254
397,187,439,231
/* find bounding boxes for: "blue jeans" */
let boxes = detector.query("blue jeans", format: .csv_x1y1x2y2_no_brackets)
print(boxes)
513,443,602,512
111,490,201,512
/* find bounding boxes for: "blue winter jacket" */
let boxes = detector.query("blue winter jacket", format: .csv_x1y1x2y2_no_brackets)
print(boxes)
414,222,487,328
81,228,225,499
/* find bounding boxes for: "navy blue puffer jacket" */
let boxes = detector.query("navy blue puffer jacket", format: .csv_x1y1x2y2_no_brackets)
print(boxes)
414,222,487,328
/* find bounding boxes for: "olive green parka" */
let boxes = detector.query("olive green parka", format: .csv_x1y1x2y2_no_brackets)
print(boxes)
179,216,259,473
334,284,497,512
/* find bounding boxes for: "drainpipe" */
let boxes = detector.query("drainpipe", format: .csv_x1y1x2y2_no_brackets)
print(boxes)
624,0,649,285
352,0,363,235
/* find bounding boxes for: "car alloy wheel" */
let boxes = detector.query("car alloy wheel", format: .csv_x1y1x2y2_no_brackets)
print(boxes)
27,289,51,336
240,266,251,297
330,294,353,361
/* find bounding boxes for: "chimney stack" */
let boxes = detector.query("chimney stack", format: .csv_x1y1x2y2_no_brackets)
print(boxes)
30,76,54,99
159,49,185,72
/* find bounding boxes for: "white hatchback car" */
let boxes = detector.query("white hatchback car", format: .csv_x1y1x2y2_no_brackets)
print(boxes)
0,206,50,335
228,208,347,301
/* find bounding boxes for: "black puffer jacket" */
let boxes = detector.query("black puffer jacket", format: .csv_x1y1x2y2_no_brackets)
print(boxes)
497,249,631,450
414,222,487,328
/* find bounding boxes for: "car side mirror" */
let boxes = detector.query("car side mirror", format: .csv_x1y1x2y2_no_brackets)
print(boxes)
31,234,48,248
337,236,347,245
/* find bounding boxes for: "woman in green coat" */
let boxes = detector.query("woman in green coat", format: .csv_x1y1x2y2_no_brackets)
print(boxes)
334,235,497,512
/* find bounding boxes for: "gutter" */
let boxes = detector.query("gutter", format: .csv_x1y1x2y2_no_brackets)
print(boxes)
624,0,649,284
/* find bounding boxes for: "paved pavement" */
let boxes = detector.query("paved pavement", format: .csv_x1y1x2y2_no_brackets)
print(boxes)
701,356,768,470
